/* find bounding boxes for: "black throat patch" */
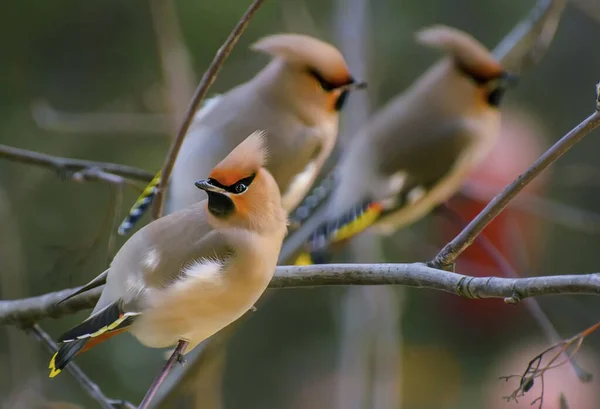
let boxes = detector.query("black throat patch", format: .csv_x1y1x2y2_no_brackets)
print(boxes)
487,87,506,107
206,191,235,218
335,89,350,111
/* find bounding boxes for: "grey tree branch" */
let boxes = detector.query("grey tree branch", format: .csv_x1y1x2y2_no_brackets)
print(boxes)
152,0,266,219
31,100,171,135
460,182,600,235
431,104,600,270
493,0,566,74
0,144,155,182
3,264,600,326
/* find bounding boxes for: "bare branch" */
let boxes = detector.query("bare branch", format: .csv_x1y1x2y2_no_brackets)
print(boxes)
148,0,196,128
3,264,600,326
152,319,239,409
460,182,600,235
572,0,600,24
493,0,566,74
442,205,590,381
1,286,102,326
501,321,600,406
431,107,600,270
31,100,170,135
152,0,265,219
27,324,136,409
0,144,155,182
139,340,189,409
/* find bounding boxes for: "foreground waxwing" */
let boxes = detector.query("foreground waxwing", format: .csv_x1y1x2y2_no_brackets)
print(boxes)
118,33,365,235
49,131,287,377
291,25,518,264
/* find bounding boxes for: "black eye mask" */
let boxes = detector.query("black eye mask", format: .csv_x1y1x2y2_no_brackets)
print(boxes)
335,89,350,111
208,173,256,194
308,68,338,91
204,173,256,219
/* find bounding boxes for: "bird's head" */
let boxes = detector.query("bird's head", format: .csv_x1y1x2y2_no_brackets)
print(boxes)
416,25,518,108
251,33,366,113
195,130,287,233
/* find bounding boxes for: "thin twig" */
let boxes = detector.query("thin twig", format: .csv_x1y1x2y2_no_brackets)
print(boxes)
0,144,155,182
572,0,600,24
107,183,124,262
431,106,600,270
152,0,266,219
442,204,591,381
31,100,170,135
152,319,241,409
148,0,196,129
27,324,136,409
493,0,567,74
461,182,600,235
501,321,600,406
138,340,189,409
3,265,600,326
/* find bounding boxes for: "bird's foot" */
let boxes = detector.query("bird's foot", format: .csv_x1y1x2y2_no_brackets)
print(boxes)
176,353,187,367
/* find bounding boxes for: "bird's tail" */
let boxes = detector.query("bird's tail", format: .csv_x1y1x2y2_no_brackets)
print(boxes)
293,200,384,265
49,339,88,378
118,170,162,235
48,302,139,378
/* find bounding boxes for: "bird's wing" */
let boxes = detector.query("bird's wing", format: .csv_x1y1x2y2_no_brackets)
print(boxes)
372,117,489,233
53,205,231,367
271,123,336,213
117,171,161,236
58,302,140,343
56,269,109,305
288,167,337,229
49,301,140,377
295,118,480,264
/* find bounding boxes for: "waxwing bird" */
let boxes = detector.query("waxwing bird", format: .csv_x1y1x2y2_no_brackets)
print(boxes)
49,131,287,377
118,33,365,235
290,25,518,265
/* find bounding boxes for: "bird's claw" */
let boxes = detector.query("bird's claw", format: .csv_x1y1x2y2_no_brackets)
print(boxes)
177,353,187,367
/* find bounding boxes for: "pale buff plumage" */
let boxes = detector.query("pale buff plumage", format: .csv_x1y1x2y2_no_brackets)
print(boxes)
323,25,512,235
49,131,287,377
168,33,356,215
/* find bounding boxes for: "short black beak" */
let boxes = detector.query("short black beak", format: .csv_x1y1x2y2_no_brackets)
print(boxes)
347,76,368,90
195,179,225,193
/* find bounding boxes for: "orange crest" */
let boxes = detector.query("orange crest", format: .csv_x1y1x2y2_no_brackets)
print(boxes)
209,130,269,186
416,25,504,80
251,33,352,88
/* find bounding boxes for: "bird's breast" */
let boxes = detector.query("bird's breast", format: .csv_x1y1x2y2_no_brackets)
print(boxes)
280,118,338,212
130,253,273,351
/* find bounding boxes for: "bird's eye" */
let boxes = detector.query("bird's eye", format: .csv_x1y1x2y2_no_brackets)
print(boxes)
308,68,336,92
234,183,247,194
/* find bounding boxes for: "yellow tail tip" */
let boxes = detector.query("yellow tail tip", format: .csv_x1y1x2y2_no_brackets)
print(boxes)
294,252,313,266
48,352,62,378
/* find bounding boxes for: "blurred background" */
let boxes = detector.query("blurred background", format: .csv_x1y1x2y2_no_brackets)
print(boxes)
1,0,600,408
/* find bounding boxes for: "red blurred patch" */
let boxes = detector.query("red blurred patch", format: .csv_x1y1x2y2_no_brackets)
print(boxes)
436,109,550,332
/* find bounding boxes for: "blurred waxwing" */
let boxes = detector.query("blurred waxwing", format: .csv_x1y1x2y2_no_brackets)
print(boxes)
291,25,518,264
49,131,287,377
118,33,365,235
